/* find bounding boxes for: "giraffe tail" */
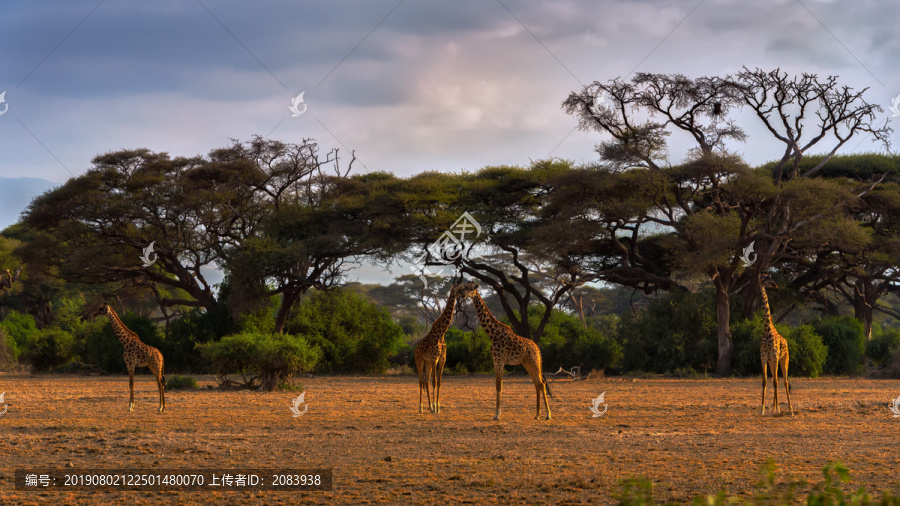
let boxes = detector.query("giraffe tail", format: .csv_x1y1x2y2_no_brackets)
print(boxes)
543,374,554,398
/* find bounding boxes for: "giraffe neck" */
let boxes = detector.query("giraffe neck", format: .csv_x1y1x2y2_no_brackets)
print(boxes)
471,292,504,340
429,294,457,339
759,286,776,333
105,309,140,346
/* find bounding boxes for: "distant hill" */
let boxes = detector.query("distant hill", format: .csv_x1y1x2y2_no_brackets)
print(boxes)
0,177,58,231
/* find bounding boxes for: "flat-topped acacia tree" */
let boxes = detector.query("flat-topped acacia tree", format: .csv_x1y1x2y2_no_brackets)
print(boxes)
562,68,891,374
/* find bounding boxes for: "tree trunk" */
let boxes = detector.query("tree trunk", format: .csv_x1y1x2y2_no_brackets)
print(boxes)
274,290,303,334
852,288,874,340
741,276,759,320
715,285,733,376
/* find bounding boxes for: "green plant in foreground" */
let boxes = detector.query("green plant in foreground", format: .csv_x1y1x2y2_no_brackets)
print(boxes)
615,461,900,506
165,375,198,390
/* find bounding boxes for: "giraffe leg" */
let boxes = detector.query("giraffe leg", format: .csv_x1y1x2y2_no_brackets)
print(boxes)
493,367,504,420
150,359,165,413
781,355,793,416
772,359,780,415
760,361,768,415
424,361,435,413
128,366,135,412
415,354,425,414
435,351,446,413
524,362,550,420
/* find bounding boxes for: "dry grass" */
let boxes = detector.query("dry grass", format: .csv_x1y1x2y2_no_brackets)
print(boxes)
1,373,899,504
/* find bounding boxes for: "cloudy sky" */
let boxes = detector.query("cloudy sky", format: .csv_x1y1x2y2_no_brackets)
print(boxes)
1,0,897,283
2,0,897,184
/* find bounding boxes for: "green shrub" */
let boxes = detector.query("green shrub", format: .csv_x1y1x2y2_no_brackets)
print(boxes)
528,308,622,372
285,288,404,374
445,327,493,373
732,317,827,378
866,327,900,367
166,375,198,390
165,304,236,373
0,328,13,368
785,324,828,378
22,328,76,372
0,310,38,360
811,316,865,375
198,332,320,390
616,290,718,374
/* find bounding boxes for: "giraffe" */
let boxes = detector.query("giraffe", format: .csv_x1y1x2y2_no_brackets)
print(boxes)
455,282,552,420
92,304,165,413
758,274,793,416
414,285,461,413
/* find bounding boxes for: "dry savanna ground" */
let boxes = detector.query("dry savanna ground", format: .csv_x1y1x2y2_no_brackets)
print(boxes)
1,372,899,504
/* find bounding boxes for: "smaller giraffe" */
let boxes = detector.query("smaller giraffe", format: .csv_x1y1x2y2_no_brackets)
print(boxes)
92,304,165,413
414,285,461,413
455,282,552,420
759,274,793,416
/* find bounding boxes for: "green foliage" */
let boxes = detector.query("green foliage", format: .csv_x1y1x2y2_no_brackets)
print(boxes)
732,317,827,378
0,310,39,360
616,290,717,374
165,304,236,372
613,460,900,505
444,327,493,373
0,328,13,368
285,288,404,374
866,327,900,367
533,308,622,372
811,317,866,375
198,331,320,390
22,328,75,372
165,375,198,390
236,294,279,334
85,313,162,374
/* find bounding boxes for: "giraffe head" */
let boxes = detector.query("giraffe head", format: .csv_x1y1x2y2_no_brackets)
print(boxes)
759,273,778,289
453,281,479,301
91,304,112,318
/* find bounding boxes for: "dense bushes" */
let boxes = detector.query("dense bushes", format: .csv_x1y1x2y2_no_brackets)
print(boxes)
198,332,320,390
164,304,235,372
285,289,404,374
866,327,900,367
616,290,717,374
731,317,828,377
0,328,10,369
0,310,38,362
811,317,865,375
535,309,622,372
444,327,493,373
22,329,76,371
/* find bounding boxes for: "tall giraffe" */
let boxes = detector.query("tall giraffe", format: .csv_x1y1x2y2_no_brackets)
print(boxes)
92,304,165,413
759,274,793,416
414,285,461,413
456,282,552,420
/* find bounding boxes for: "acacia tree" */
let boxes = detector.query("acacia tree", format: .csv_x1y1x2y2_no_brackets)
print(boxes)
563,69,890,374
19,137,366,328
406,161,585,341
